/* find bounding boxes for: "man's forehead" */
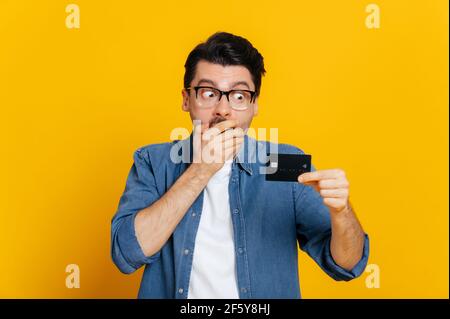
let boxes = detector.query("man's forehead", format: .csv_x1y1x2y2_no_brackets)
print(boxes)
193,61,254,89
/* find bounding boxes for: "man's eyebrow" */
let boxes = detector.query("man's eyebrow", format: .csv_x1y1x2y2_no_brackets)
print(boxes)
196,79,216,87
230,81,251,90
195,79,252,90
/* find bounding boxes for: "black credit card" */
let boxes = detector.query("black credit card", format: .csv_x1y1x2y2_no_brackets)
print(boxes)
265,153,312,182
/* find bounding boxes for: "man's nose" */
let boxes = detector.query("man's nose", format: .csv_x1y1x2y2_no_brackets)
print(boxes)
214,94,232,117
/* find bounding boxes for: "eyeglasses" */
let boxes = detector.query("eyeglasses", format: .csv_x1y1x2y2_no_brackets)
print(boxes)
185,86,257,111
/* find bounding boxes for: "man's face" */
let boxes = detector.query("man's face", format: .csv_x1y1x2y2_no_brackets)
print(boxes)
182,60,258,133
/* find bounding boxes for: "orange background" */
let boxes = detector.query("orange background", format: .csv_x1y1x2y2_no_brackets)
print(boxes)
0,0,448,298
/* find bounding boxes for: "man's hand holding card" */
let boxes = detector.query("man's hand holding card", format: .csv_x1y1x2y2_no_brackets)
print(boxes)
298,168,350,215
266,153,350,215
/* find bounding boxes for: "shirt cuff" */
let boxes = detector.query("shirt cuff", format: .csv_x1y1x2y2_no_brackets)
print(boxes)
116,212,161,271
323,233,370,281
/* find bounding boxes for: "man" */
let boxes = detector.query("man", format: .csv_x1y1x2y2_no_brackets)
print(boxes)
111,32,369,299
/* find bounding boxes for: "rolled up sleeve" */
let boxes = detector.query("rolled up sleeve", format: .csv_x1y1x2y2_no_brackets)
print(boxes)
321,233,370,281
111,148,161,274
294,164,370,281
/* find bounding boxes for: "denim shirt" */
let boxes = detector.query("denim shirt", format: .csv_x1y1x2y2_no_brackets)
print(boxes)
111,134,370,299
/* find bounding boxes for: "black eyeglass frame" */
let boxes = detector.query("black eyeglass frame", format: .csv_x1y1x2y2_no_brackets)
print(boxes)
185,86,257,104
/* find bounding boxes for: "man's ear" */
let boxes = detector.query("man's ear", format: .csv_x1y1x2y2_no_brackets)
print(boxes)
253,98,258,116
182,89,190,112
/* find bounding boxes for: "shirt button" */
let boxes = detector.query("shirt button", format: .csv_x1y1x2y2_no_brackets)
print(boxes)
178,288,184,294
184,249,189,255
238,248,244,254
192,212,196,217
232,177,238,183
241,287,247,293
233,209,239,214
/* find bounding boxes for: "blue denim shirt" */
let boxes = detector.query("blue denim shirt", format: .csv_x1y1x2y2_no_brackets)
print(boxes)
111,134,369,299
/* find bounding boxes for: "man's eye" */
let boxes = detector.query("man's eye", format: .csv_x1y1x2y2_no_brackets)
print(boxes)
200,89,217,99
232,91,245,100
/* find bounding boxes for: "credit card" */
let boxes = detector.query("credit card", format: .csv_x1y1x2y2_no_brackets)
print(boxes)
265,153,312,182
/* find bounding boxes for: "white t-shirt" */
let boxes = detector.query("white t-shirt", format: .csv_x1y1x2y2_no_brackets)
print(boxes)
187,160,239,299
